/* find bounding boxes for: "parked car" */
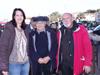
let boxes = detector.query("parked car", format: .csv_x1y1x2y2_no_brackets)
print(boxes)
0,22,6,37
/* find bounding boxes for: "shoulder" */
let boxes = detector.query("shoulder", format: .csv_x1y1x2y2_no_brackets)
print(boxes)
74,24,87,32
5,21,14,30
75,25,89,36
79,24,86,29
79,25,88,32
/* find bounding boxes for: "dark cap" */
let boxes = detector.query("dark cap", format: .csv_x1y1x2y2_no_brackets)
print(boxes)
31,17,37,22
35,16,49,22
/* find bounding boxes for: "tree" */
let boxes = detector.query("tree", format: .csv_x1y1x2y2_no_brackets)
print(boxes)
85,9,96,13
97,9,100,12
49,11,61,23
77,13,84,18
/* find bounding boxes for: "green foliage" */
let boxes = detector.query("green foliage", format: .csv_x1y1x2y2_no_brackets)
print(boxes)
49,11,61,23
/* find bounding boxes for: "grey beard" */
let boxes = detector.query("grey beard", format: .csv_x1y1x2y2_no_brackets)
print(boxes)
63,24,70,28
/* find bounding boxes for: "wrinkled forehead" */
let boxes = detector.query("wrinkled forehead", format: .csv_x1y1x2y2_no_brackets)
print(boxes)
62,13,73,18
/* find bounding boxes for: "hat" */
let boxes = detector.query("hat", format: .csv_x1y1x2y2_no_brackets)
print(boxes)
31,17,37,22
35,16,49,22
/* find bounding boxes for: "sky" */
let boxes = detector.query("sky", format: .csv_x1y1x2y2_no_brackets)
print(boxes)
0,0,100,21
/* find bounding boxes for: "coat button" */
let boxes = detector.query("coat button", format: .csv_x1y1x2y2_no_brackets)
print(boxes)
69,41,71,44
70,54,72,56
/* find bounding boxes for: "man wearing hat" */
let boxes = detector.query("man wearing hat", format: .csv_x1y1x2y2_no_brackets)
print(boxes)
28,16,58,75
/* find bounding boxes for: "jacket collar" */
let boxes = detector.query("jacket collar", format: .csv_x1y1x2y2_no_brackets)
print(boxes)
74,26,80,32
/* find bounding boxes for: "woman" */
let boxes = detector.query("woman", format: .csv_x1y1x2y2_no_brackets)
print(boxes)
0,8,30,75
29,16,58,75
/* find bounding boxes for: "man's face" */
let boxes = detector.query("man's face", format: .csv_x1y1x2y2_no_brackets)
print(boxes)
36,21,46,31
62,13,73,28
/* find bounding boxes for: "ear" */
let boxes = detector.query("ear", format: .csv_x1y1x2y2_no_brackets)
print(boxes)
72,16,75,20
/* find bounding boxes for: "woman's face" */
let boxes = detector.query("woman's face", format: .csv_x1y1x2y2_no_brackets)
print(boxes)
14,10,24,26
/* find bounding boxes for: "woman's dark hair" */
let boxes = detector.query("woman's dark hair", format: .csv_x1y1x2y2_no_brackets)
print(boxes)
11,8,26,30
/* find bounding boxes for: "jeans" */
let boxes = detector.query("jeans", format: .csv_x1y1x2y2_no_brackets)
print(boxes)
9,62,30,75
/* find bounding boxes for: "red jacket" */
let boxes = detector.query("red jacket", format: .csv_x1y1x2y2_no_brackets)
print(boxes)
56,25,92,75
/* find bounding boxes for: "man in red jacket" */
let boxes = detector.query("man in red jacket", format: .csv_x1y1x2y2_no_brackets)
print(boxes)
56,13,92,75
